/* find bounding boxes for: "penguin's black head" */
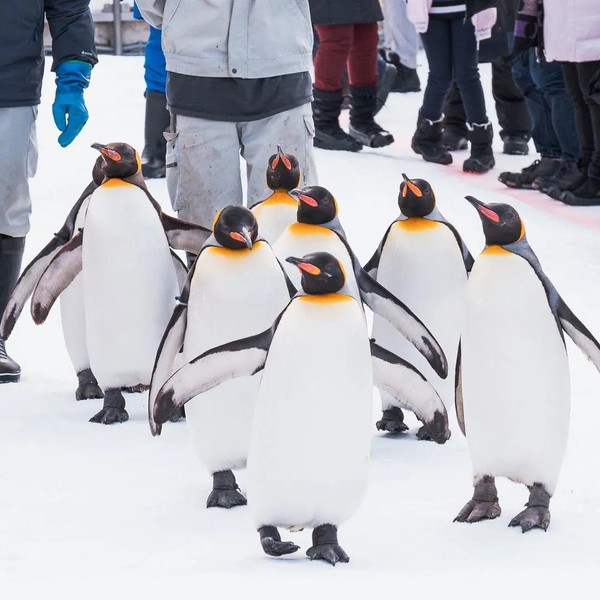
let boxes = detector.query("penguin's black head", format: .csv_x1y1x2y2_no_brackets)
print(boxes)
266,145,301,192
286,252,345,295
466,196,525,246
213,205,258,249
289,186,337,225
91,142,141,179
398,173,436,217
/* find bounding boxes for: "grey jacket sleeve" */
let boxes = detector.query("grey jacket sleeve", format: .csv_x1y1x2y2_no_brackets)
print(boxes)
45,0,98,70
135,0,166,28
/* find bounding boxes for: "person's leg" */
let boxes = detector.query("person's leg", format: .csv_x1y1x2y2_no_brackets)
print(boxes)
312,24,362,152
242,103,318,208
442,81,468,150
347,22,394,148
450,18,494,173
380,0,421,92
165,114,242,229
0,106,38,382
412,19,453,164
492,57,531,155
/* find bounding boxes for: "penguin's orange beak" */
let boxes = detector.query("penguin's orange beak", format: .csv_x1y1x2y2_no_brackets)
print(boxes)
286,256,321,275
271,145,292,170
465,195,500,222
230,228,253,249
91,143,122,162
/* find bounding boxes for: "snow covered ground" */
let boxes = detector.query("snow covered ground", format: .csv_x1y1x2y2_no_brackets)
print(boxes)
1,54,599,598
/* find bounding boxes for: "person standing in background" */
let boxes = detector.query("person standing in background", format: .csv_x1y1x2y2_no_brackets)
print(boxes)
309,0,395,152
0,0,97,383
407,0,498,173
379,0,422,93
135,0,317,231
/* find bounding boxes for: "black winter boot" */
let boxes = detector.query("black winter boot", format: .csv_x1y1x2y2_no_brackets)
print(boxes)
142,91,170,179
348,85,394,148
0,235,25,383
312,88,363,152
463,122,495,173
381,50,421,93
532,160,584,198
560,176,600,206
411,115,452,164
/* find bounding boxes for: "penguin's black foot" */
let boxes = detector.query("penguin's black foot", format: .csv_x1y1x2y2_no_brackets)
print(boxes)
206,470,247,509
508,483,551,532
509,506,551,533
454,475,501,523
376,407,409,434
121,383,149,393
307,524,349,566
306,543,349,566
75,368,104,400
416,411,451,444
89,388,128,425
169,405,186,422
258,526,300,557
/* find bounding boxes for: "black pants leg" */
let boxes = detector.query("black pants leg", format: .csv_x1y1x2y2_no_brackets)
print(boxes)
492,58,531,140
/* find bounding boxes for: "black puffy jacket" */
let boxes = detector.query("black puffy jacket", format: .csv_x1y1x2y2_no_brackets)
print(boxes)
0,0,97,108
308,0,383,25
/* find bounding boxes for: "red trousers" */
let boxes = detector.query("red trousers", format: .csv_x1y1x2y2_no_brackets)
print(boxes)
314,22,379,92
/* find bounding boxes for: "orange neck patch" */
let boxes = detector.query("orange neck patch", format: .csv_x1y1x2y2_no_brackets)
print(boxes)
481,245,510,255
395,218,438,231
289,223,332,237
298,293,352,304
101,178,134,188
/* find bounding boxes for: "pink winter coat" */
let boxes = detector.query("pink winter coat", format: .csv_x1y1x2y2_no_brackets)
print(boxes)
544,0,600,62
405,0,497,42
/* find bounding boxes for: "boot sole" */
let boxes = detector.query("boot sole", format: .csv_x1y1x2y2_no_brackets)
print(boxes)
314,137,362,152
0,371,21,383
411,142,452,165
349,127,394,149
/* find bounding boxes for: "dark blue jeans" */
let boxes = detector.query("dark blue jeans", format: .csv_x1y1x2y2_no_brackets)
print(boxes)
420,18,488,125
512,49,578,161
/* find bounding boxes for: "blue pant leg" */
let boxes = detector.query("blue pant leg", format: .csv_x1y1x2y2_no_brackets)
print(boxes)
144,26,167,94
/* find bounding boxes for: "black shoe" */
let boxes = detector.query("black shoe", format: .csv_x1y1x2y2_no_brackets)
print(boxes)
141,154,166,179
412,116,452,165
503,136,529,156
442,129,468,151
532,161,581,196
560,177,600,206
498,158,560,189
0,338,20,383
348,85,394,148
314,126,363,152
142,91,169,179
312,88,363,152
384,51,421,93
374,63,398,116
463,122,495,174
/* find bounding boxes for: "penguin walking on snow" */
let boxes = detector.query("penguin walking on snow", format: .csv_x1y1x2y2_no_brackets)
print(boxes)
26,142,211,424
149,205,295,508
249,146,301,245
150,252,450,565
455,196,600,532
272,185,449,388
365,174,473,437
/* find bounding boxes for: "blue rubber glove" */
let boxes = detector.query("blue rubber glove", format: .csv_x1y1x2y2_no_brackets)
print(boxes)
52,60,92,147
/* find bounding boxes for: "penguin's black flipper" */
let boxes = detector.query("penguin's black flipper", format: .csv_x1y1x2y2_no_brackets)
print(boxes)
153,322,279,427
557,299,600,373
161,213,212,255
454,341,466,437
30,232,84,325
370,340,450,443
170,250,188,292
357,262,448,379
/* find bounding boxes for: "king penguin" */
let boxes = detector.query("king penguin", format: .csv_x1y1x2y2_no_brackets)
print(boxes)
454,196,600,532
149,205,295,508
366,174,473,438
249,146,300,245
150,251,449,565
27,142,211,423
272,185,449,380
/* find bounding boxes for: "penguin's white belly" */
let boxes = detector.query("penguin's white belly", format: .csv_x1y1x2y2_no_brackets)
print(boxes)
251,194,297,245
248,296,373,528
273,224,361,300
82,181,178,388
462,250,570,493
372,221,467,408
60,197,92,373
184,243,291,473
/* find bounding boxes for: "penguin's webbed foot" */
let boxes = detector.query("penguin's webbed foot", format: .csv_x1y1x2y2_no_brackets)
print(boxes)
416,411,451,444
89,406,129,424
89,389,128,425
206,488,247,509
75,382,104,401
258,526,300,557
376,407,409,434
306,543,349,566
509,483,551,532
454,475,500,523
509,506,550,533
206,470,247,509
307,524,349,566
454,499,501,523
